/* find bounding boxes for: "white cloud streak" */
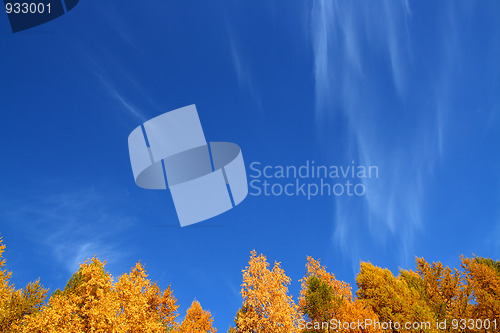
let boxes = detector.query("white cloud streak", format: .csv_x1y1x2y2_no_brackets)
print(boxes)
310,0,461,268
97,73,148,122
4,187,134,275
226,23,263,112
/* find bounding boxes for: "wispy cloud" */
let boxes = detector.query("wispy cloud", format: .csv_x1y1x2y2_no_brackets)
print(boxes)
310,0,463,268
97,73,148,122
3,186,135,275
226,19,263,112
72,29,161,123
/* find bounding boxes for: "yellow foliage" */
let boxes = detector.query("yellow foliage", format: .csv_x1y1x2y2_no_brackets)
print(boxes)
18,258,179,333
232,250,300,332
462,257,500,332
299,257,381,333
178,299,216,333
299,256,352,310
357,262,438,333
114,261,179,332
0,237,47,332
1,236,499,333
411,257,473,328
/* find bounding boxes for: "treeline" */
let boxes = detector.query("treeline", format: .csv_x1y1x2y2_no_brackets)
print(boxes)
0,238,499,332
0,237,214,333
229,252,499,332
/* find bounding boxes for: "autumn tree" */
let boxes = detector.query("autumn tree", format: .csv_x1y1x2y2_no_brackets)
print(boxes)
19,258,179,332
462,256,500,331
357,262,437,333
178,299,216,333
230,250,299,332
405,257,473,330
0,237,47,332
299,257,380,333
114,261,179,332
19,258,121,332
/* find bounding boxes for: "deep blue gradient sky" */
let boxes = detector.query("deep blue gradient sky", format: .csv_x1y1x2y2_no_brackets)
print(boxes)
1,0,499,330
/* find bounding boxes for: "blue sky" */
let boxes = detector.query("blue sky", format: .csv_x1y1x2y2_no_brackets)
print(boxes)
0,0,499,330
